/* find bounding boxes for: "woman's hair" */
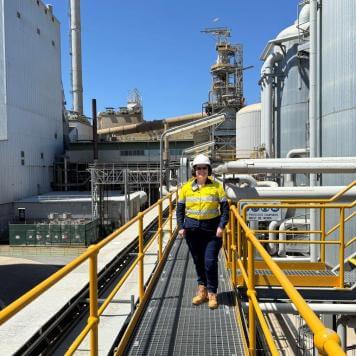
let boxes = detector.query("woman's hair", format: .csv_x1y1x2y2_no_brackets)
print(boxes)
191,165,212,177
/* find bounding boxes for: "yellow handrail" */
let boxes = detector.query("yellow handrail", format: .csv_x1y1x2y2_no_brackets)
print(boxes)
230,205,345,356
0,191,178,355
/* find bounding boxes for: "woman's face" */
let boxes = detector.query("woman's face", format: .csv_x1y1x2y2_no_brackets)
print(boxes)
195,165,209,180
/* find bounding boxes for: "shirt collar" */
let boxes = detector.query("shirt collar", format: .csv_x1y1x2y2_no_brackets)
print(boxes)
191,178,213,190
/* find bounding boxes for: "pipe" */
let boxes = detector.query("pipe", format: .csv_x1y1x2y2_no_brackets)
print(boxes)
213,157,356,175
92,99,98,161
278,218,310,257
163,112,206,125
268,220,280,255
70,0,83,115
223,184,356,202
256,181,279,188
242,302,356,315
309,0,318,262
260,52,283,157
336,318,347,351
285,148,310,186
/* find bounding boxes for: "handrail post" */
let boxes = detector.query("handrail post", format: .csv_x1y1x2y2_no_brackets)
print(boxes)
231,212,237,286
320,207,326,263
339,208,345,288
247,237,256,356
242,209,248,276
88,245,99,356
158,200,163,261
227,220,232,268
138,212,145,301
168,194,173,240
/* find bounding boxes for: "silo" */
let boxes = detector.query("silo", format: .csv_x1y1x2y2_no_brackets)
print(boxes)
276,5,310,160
321,0,356,265
235,103,261,158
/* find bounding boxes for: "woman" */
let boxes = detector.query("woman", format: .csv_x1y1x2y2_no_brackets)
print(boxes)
176,154,229,309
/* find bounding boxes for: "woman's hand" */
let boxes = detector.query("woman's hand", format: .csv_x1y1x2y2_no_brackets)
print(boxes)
216,227,224,238
178,229,186,238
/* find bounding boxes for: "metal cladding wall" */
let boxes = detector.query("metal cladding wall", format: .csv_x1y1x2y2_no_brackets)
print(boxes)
321,0,356,265
235,103,261,158
276,26,309,160
0,1,63,205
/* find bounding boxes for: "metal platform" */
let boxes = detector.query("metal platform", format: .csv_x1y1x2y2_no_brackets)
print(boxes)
125,238,248,355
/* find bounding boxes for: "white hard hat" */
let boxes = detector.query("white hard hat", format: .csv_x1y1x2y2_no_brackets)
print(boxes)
192,154,211,167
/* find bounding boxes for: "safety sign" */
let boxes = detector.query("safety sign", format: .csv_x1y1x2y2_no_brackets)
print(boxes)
245,205,281,221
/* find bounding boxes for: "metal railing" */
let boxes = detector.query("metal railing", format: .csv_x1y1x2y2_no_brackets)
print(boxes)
227,204,346,356
0,192,177,356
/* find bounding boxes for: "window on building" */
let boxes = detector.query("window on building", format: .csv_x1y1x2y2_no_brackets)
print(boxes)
40,152,44,159
16,11,21,19
36,28,40,35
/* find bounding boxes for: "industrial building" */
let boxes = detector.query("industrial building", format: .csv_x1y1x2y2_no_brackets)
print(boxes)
0,0,355,355
0,0,64,239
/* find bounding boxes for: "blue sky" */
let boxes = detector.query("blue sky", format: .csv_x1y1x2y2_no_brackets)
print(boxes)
50,0,299,120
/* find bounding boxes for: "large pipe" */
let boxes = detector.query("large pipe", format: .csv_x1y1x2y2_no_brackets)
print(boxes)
260,52,283,157
163,112,206,125
214,157,356,174
223,184,356,202
309,0,318,262
70,0,83,115
285,148,309,186
242,302,356,315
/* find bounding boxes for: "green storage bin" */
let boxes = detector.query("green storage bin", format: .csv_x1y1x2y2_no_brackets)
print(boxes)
60,224,71,244
71,224,85,245
9,225,27,245
49,225,61,245
26,229,36,245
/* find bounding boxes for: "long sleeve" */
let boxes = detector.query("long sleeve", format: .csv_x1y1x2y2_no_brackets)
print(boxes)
176,202,186,230
218,201,229,229
176,185,186,230
217,182,229,229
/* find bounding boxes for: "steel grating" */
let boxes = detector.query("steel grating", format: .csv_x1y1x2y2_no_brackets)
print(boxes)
126,238,247,355
237,269,336,277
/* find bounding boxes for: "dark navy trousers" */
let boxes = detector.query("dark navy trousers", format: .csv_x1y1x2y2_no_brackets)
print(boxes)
185,228,222,294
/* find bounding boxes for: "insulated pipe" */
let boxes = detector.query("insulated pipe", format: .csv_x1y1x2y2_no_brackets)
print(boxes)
278,218,310,257
223,184,356,202
256,181,279,188
268,220,280,255
237,175,258,187
309,0,318,262
70,0,83,115
285,148,309,186
260,52,283,157
242,302,356,315
337,317,347,351
213,158,356,175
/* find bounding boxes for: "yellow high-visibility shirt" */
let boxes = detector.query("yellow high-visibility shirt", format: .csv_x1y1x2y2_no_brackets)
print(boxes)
178,178,227,220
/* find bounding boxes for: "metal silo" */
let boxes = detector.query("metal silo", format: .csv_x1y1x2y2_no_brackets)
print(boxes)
321,0,356,265
276,5,310,161
235,103,261,158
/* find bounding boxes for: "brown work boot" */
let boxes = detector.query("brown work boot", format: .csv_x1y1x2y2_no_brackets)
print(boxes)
208,292,218,309
192,285,208,305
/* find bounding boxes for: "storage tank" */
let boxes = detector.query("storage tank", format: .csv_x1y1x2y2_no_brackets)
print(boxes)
276,4,310,160
321,0,356,265
235,103,261,158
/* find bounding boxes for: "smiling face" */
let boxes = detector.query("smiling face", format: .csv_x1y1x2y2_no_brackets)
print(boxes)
195,165,209,183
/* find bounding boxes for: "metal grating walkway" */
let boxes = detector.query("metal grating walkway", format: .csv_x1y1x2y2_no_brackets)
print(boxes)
126,238,247,355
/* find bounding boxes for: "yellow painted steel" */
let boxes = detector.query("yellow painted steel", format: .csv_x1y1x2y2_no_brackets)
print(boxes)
321,207,326,263
339,208,345,288
249,293,279,356
0,192,176,355
258,240,340,244
138,212,145,301
345,237,356,248
229,205,345,356
158,201,163,261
